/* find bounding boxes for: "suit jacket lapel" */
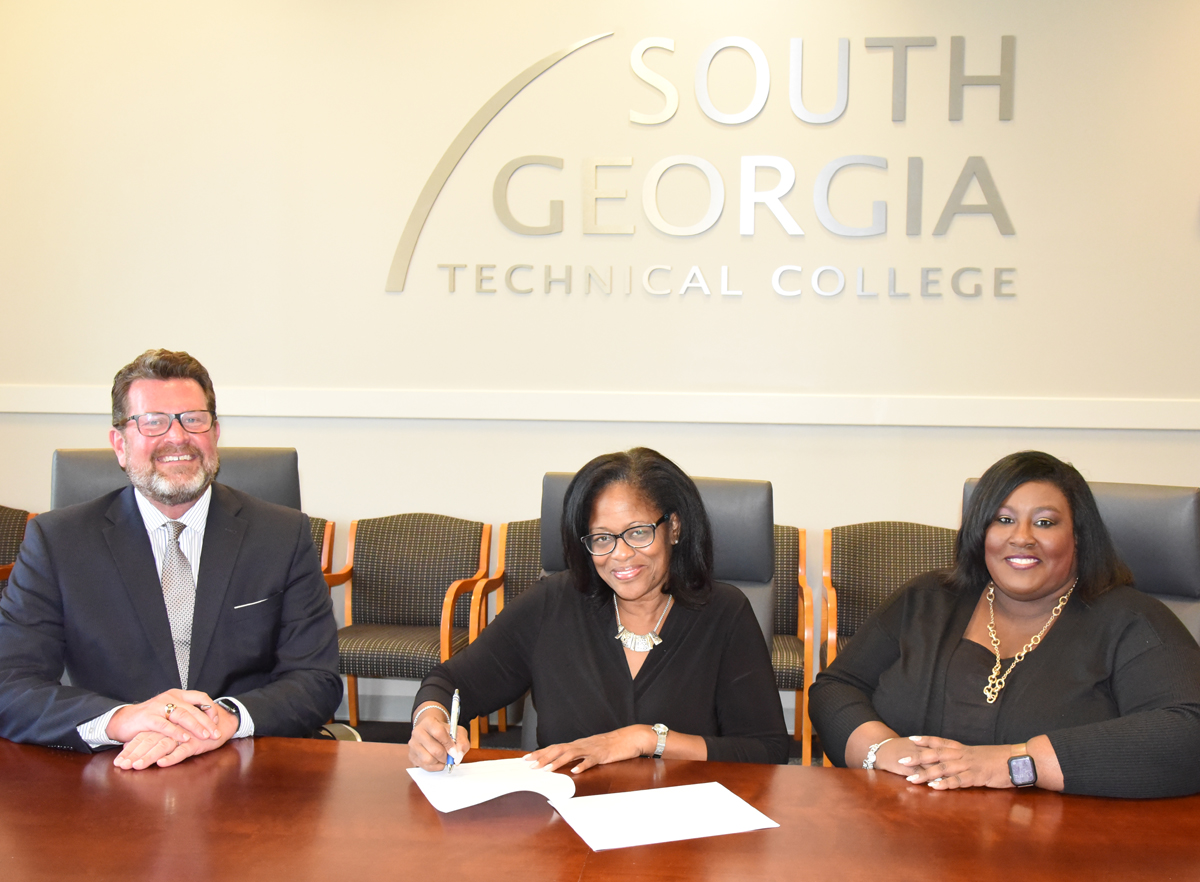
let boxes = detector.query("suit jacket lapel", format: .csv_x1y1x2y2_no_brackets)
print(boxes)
103,488,181,683
189,483,246,688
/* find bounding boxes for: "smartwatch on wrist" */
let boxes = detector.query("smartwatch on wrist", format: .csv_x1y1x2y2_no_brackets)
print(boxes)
1008,743,1038,788
651,723,669,758
215,698,241,725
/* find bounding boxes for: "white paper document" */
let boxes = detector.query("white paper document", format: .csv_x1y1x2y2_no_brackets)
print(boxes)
549,781,779,851
407,757,576,813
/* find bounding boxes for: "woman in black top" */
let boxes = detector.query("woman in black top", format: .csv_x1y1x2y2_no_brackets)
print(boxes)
809,450,1200,798
408,448,789,773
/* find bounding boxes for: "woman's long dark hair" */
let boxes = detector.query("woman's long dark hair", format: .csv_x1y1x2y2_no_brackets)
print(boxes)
561,447,714,609
949,450,1132,602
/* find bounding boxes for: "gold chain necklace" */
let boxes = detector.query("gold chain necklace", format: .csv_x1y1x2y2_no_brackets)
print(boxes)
983,578,1077,704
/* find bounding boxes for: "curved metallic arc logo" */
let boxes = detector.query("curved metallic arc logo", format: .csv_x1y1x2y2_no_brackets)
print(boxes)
385,32,614,293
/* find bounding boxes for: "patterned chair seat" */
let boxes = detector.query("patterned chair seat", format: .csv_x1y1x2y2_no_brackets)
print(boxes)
0,505,33,594
339,624,469,681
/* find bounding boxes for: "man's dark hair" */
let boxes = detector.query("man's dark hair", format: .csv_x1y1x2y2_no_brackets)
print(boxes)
561,447,714,609
111,349,217,427
949,450,1132,602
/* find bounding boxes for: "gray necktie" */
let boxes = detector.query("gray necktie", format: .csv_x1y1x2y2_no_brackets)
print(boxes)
162,521,195,688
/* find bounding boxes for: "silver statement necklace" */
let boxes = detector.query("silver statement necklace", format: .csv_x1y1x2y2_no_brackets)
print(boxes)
614,595,673,652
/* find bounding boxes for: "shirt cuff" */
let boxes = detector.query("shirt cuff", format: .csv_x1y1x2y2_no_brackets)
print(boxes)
77,706,126,749
221,697,255,739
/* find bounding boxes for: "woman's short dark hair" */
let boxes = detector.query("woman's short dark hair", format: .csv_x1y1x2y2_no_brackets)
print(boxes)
561,447,714,609
950,450,1132,602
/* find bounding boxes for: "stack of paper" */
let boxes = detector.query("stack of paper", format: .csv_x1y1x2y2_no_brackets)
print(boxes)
408,759,778,851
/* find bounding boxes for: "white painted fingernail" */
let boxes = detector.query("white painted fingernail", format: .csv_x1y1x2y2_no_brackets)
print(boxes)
898,756,912,764
522,754,533,761
908,735,921,741
906,774,920,782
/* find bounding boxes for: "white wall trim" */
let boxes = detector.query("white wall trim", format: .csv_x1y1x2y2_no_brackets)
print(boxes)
3,385,1199,430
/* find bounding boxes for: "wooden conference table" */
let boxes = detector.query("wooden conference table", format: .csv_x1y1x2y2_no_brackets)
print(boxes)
2,737,1198,881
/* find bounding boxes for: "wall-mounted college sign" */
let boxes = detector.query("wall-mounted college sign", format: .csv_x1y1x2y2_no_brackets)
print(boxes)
387,32,1018,302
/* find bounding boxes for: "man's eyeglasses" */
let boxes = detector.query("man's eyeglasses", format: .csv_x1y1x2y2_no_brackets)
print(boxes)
581,515,669,556
119,411,216,437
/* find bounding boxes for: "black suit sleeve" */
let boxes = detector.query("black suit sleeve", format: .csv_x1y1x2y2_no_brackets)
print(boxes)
229,512,342,736
0,517,120,751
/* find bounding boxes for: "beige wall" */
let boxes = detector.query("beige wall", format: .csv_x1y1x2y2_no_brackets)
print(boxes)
2,1,1199,721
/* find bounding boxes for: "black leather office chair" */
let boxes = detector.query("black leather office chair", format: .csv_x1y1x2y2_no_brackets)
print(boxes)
521,471,776,751
51,448,303,510
964,479,1200,640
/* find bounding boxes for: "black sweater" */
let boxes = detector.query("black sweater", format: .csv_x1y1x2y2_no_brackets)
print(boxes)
415,572,790,764
809,572,1200,797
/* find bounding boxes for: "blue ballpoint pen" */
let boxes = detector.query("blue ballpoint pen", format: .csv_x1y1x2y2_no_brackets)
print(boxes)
446,689,461,773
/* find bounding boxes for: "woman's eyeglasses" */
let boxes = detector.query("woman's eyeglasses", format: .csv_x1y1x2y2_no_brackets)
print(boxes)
581,515,668,556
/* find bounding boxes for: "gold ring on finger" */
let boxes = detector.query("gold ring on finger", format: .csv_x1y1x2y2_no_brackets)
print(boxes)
165,702,176,718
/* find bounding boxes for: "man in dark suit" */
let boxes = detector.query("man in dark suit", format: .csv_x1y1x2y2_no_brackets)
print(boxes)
0,350,341,769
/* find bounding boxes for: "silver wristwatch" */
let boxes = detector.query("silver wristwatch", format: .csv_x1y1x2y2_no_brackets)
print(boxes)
863,738,893,769
651,723,669,758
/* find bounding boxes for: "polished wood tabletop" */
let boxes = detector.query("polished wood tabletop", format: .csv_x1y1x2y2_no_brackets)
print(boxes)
2,737,1198,881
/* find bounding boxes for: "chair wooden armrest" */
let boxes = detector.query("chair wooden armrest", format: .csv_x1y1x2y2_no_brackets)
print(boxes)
440,576,484,661
317,520,335,574
820,528,839,766
324,566,352,590
439,524,492,662
796,529,816,765
821,528,839,668
469,575,506,643
325,520,357,601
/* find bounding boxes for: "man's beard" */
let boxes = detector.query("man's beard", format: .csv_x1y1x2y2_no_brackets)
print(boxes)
126,443,220,507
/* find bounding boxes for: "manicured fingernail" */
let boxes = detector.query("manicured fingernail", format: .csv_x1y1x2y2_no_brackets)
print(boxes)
898,756,912,764
908,735,921,741
522,754,533,761
906,774,920,782
571,767,581,774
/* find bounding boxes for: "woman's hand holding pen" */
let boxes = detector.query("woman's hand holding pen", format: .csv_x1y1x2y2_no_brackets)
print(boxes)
407,700,469,771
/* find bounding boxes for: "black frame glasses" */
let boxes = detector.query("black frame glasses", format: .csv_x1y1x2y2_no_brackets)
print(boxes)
581,515,669,556
120,411,216,437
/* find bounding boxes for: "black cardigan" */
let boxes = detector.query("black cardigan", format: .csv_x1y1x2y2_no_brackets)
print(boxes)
809,572,1200,797
415,572,789,764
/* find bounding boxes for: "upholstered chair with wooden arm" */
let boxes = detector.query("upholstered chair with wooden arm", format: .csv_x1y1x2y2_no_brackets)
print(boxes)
326,514,490,727
821,521,958,764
